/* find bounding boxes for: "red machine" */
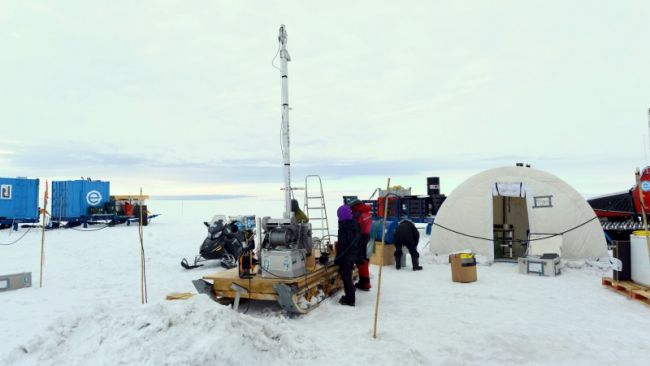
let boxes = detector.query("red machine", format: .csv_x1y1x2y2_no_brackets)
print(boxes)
588,167,650,240
631,167,650,214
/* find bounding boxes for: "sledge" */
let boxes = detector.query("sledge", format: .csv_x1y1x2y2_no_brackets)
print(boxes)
197,259,357,314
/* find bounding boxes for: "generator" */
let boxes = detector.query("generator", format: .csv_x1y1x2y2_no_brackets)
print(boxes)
260,248,307,278
259,217,313,278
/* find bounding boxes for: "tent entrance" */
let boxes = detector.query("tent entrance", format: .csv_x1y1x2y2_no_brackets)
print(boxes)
492,196,530,259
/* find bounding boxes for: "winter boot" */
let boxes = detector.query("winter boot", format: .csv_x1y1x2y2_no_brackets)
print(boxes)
339,296,355,306
355,276,371,291
395,254,402,270
412,256,423,271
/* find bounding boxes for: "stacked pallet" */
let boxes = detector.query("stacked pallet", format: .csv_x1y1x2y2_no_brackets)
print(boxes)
602,277,650,306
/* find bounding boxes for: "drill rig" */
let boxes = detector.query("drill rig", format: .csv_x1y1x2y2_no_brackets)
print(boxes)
194,25,350,314
257,24,314,279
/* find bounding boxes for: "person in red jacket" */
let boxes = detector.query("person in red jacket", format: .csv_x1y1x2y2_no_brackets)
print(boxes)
349,199,372,291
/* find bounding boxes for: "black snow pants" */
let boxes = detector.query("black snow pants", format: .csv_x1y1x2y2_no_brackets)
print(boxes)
395,241,419,260
338,259,355,304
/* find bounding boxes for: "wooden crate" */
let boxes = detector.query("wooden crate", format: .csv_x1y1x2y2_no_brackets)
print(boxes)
370,242,395,266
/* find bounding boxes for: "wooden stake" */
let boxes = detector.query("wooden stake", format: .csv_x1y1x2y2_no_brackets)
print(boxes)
635,169,650,255
139,188,148,304
372,177,391,339
39,180,48,288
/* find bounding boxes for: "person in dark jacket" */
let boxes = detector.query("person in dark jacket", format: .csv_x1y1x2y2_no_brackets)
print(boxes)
349,199,372,291
394,218,423,271
335,204,359,306
291,199,309,223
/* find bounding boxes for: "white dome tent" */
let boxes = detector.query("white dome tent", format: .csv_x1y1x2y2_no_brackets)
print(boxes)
429,166,607,263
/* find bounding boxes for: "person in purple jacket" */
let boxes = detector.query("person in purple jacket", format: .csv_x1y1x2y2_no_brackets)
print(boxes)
335,204,359,306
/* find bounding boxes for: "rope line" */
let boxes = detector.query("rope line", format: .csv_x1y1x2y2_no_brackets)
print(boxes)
68,224,112,232
431,216,599,243
0,227,33,246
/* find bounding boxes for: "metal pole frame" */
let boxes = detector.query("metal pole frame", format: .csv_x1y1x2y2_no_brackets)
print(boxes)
279,25,292,219
39,180,48,288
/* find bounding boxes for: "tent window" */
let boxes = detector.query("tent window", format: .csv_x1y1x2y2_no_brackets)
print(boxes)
492,182,525,197
533,195,553,208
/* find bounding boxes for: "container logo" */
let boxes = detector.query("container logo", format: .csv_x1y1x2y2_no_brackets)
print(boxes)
0,185,11,200
642,181,650,192
86,190,102,206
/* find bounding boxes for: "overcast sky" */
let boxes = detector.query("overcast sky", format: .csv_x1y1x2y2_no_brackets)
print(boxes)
1,1,649,200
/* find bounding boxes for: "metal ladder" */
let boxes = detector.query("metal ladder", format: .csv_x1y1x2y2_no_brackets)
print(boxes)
304,175,330,244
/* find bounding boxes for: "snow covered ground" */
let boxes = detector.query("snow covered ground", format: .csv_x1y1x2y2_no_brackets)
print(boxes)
1,199,650,366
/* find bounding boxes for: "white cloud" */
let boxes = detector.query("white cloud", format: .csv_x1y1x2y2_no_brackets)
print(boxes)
1,0,649,197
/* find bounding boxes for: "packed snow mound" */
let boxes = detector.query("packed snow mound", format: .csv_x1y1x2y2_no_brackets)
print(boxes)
3,296,326,366
3,294,430,366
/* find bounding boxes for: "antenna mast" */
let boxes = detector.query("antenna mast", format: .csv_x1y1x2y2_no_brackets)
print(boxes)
279,25,292,219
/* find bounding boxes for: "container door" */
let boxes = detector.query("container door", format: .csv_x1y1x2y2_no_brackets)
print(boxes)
0,178,14,218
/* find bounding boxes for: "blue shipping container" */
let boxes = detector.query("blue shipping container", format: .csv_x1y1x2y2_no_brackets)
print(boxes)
0,177,39,220
52,180,110,219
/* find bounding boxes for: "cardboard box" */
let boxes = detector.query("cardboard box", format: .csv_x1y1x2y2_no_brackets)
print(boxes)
370,242,396,266
449,253,477,283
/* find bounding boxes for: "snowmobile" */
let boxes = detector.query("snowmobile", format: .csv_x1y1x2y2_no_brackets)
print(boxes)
181,215,253,270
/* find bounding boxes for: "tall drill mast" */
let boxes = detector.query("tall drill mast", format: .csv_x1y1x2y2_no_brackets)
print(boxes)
279,25,292,219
